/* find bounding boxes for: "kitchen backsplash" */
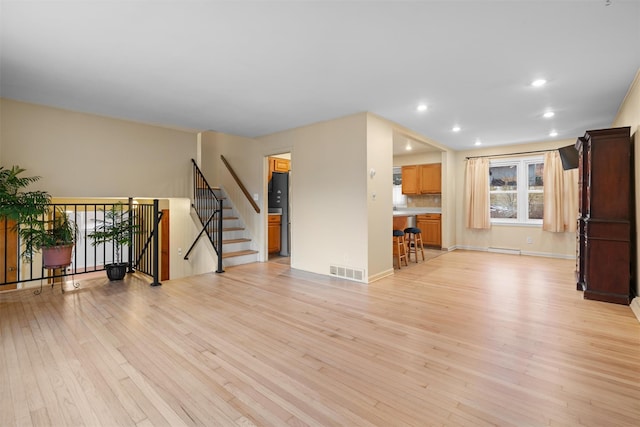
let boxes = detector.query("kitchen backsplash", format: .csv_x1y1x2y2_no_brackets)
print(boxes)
406,194,441,208
392,185,441,208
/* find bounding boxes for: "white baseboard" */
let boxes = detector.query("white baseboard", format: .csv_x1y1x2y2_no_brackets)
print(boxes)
453,245,573,259
368,268,394,283
630,297,640,324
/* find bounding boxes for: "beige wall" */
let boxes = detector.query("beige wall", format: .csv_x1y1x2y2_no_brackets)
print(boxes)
366,114,394,281
454,138,577,258
393,150,443,166
612,69,640,301
1,99,196,198
259,113,370,279
0,99,216,280
199,131,264,260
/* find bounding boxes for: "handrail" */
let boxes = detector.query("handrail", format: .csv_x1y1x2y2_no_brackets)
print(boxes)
220,155,260,214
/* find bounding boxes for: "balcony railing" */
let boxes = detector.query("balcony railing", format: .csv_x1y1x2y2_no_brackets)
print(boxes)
0,198,162,290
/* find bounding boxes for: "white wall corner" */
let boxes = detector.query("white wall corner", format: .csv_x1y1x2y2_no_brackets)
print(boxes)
630,297,640,324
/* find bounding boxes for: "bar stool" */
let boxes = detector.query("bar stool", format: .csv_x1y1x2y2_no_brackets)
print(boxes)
393,229,408,269
404,227,425,263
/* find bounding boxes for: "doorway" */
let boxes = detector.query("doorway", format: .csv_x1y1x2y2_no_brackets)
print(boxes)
267,153,291,264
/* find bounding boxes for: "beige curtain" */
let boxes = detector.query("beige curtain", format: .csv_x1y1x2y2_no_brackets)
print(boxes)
543,151,578,232
465,158,490,229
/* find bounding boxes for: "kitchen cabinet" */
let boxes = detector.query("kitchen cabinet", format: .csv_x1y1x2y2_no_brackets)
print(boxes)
419,163,441,194
417,214,441,247
268,214,282,254
401,166,418,194
268,157,290,182
401,163,441,194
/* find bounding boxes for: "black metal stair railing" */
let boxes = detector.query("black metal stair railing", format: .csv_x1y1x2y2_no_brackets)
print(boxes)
184,159,224,273
0,198,162,289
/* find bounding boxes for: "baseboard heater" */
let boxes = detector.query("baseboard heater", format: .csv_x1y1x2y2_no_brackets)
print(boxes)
487,247,521,255
329,265,365,282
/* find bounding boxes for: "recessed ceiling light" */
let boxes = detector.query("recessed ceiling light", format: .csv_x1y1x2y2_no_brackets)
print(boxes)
549,130,558,137
452,125,461,132
416,104,428,112
531,79,547,87
474,140,482,146
405,143,412,151
543,111,555,118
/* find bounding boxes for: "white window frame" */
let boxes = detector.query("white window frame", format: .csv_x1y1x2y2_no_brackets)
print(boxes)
489,156,544,226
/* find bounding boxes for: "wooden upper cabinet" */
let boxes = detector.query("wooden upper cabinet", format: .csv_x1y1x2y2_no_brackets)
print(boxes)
401,165,418,194
419,163,441,194
273,158,290,172
268,157,290,182
401,163,441,194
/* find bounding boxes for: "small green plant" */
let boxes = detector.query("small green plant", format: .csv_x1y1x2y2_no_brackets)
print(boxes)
88,203,139,265
0,166,76,261
0,165,51,224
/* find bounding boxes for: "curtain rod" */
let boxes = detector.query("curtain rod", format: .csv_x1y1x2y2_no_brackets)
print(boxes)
465,148,554,160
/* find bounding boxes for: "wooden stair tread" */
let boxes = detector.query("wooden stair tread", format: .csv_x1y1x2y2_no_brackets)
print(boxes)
212,227,245,232
222,238,251,244
221,249,258,259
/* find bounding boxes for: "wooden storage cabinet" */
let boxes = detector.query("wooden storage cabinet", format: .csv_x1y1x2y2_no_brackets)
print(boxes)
416,214,441,247
268,157,290,182
401,163,441,194
268,214,281,254
401,166,418,194
576,127,633,304
418,164,441,194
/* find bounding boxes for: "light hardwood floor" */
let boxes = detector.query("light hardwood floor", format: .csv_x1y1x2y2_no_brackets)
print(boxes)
1,251,639,426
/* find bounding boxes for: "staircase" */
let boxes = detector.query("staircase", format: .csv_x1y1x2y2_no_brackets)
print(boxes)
192,186,259,268
211,188,259,266
188,158,259,269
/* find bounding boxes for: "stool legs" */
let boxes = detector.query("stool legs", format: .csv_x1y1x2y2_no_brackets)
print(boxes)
405,231,425,262
394,233,408,269
413,231,425,261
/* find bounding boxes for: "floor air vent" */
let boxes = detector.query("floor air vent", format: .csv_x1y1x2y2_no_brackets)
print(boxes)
329,265,365,282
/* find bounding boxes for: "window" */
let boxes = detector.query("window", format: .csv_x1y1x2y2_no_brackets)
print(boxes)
489,156,543,224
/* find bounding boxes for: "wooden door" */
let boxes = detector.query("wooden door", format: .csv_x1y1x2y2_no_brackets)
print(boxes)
1,218,18,290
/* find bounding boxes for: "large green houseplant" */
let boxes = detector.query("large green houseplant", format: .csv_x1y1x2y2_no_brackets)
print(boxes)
0,166,76,266
88,202,139,281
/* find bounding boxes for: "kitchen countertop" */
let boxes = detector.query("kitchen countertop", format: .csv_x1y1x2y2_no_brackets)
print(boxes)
393,208,441,216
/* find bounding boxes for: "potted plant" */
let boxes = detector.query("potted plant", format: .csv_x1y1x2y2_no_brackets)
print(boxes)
20,208,77,267
88,202,139,281
0,165,75,265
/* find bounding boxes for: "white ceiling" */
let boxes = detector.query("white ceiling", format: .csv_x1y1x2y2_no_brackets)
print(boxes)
1,1,639,152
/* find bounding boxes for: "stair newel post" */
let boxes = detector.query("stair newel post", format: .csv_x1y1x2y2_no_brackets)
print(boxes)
151,199,162,286
216,198,225,273
127,197,134,273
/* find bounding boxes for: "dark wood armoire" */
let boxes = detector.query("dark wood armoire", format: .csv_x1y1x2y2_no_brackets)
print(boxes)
576,126,634,304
